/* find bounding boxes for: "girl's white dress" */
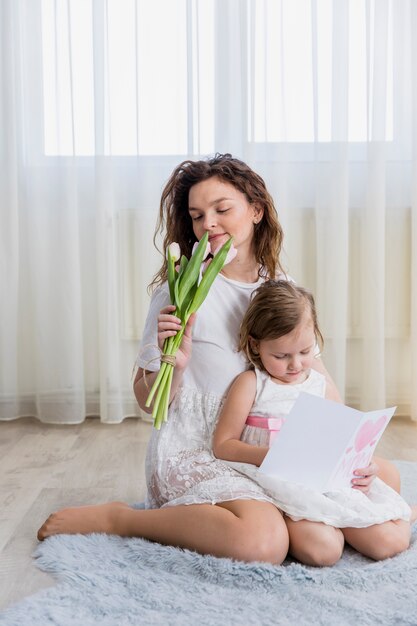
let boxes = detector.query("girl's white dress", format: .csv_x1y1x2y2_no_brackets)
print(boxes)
137,274,411,528
227,369,411,528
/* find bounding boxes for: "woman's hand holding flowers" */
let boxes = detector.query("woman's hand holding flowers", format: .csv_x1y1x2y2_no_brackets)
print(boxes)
146,232,236,429
157,305,196,372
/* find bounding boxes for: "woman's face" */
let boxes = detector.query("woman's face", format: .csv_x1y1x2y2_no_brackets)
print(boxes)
188,176,262,255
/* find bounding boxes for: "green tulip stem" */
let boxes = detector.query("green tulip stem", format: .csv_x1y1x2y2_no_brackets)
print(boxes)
145,235,233,429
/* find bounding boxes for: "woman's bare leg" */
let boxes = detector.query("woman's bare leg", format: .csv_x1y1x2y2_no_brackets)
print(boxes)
37,499,289,564
285,517,345,567
342,517,412,561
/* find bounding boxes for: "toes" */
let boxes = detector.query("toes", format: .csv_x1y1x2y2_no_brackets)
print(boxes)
37,527,46,541
37,516,54,541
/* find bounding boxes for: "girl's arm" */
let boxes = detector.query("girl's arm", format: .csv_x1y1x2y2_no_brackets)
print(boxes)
353,457,401,494
134,305,195,413
213,370,269,467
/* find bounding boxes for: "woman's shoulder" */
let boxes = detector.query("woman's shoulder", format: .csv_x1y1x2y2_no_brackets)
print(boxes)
275,271,295,283
146,282,171,310
150,281,170,299
136,283,171,370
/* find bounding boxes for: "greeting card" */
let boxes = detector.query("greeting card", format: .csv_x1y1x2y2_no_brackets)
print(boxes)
259,392,396,492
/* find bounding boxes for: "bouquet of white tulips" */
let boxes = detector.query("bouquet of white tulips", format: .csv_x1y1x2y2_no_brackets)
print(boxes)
145,232,235,429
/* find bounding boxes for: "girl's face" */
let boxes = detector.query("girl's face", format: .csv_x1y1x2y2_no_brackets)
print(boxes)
188,177,262,256
252,318,316,385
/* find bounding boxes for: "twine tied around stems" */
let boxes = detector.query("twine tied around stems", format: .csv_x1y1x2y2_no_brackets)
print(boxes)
132,344,177,390
161,354,177,366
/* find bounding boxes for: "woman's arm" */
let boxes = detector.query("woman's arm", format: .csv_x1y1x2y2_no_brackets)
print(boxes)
133,305,195,413
213,370,269,467
134,366,188,414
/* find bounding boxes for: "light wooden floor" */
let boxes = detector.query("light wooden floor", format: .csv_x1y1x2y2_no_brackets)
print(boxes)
0,415,416,611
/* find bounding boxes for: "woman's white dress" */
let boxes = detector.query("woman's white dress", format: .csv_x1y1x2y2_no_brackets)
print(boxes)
137,274,411,528
138,274,276,509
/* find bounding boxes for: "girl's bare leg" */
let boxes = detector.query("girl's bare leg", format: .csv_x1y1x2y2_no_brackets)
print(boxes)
343,510,416,561
373,456,401,493
37,499,289,564
285,517,345,567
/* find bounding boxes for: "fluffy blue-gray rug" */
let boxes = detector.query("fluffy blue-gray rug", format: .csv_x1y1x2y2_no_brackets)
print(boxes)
1,461,416,626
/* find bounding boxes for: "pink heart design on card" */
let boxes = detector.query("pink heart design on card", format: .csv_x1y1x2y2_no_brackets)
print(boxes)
354,416,388,452
345,447,352,454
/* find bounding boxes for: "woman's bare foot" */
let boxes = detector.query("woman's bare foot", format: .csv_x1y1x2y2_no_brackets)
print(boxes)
37,501,132,541
410,505,417,524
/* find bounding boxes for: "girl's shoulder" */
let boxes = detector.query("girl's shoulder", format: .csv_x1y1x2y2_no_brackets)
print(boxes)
308,367,326,383
231,368,257,389
240,368,257,381
302,368,327,396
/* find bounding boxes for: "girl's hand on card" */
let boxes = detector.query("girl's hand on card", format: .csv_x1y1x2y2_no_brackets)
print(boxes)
351,460,378,494
157,305,195,371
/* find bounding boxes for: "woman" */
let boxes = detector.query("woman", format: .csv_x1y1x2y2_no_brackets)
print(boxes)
38,154,399,565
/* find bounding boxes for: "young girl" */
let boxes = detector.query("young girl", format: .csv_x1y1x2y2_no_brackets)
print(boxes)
213,280,416,566
37,154,402,565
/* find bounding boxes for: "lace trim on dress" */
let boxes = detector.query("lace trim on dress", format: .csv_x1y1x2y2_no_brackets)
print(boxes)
144,385,276,509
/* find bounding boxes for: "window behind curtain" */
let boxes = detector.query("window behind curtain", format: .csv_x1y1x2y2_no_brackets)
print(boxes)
41,0,215,155
41,0,393,156
248,0,393,142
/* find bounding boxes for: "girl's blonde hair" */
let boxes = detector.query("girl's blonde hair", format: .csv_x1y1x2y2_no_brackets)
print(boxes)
149,153,284,290
239,280,324,371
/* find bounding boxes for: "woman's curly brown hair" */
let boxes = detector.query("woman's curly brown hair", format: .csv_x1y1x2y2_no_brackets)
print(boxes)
149,153,284,290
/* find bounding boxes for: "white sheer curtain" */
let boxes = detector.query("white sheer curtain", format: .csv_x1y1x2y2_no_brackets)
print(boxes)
0,0,172,423
1,0,416,423
247,0,417,419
